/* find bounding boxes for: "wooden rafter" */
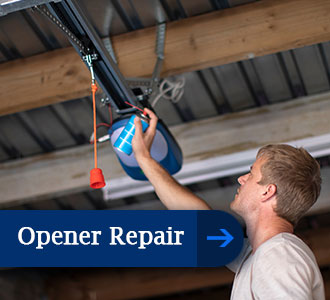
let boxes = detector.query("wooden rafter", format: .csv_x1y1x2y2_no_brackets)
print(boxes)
1,0,330,115
1,92,330,206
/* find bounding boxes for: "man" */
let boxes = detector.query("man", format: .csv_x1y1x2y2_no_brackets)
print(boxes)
132,108,325,299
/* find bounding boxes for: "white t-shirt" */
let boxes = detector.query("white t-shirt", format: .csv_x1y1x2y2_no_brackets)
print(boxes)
228,233,325,300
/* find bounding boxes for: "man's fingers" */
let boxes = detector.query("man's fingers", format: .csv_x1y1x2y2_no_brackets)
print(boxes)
133,111,157,155
134,116,143,138
144,108,157,119
144,108,158,132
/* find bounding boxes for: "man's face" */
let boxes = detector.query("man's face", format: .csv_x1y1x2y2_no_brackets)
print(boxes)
230,156,267,217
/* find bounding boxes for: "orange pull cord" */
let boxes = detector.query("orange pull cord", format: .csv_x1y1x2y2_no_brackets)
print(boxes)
85,54,105,189
89,82,105,189
92,83,98,169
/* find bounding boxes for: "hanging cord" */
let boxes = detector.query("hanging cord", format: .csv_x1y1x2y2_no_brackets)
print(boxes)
91,83,98,169
151,77,186,108
85,54,111,146
89,81,105,189
86,53,105,189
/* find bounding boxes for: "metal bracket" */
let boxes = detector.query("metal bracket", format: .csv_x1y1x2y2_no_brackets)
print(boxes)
83,53,98,84
125,22,166,100
107,22,166,98
148,22,166,100
155,22,166,60
126,78,152,88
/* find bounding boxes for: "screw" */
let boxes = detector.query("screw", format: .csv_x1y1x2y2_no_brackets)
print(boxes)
100,97,110,105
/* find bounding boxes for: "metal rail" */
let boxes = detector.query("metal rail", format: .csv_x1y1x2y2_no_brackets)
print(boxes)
43,0,138,114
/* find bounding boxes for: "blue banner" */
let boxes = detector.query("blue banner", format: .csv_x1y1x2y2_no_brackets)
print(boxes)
0,210,243,267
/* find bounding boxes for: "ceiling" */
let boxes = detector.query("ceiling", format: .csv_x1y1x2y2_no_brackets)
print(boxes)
0,0,330,214
1,1,330,299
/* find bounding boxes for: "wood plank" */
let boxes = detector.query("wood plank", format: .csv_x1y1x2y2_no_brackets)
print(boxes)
1,92,330,207
114,0,330,77
110,167,330,221
0,48,90,116
324,268,330,300
1,0,330,115
46,268,234,300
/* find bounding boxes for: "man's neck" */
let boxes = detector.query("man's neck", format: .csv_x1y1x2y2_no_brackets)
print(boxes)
246,214,293,253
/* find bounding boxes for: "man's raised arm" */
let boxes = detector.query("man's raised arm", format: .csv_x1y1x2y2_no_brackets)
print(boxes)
132,108,211,210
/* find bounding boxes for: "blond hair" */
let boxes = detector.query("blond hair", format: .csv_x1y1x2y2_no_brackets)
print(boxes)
257,144,321,226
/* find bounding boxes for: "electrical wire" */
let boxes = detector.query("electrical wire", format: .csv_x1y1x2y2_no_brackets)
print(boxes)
124,101,147,116
151,77,186,108
108,104,113,127
89,104,113,144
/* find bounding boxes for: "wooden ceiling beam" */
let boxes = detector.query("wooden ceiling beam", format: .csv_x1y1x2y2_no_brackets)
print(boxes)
1,92,330,207
1,0,330,115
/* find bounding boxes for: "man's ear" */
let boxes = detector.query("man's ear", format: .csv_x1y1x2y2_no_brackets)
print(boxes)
261,184,277,202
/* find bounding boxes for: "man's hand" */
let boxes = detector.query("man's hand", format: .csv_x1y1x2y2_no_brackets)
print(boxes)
131,108,211,210
132,108,158,160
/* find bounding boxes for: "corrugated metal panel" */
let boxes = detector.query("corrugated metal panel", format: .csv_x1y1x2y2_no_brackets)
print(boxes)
23,8,71,49
294,45,330,95
198,68,232,114
229,0,255,6
0,49,6,62
0,12,46,57
179,0,213,16
61,99,95,141
0,144,9,161
279,50,306,98
59,193,96,210
24,107,76,149
30,198,61,210
213,62,255,111
178,72,218,120
132,0,168,27
79,0,128,36
0,115,43,156
253,54,292,103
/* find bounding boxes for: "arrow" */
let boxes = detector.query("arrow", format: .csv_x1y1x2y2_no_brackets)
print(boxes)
207,229,234,247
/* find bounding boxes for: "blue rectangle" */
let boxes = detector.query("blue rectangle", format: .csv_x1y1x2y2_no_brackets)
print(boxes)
0,210,197,267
